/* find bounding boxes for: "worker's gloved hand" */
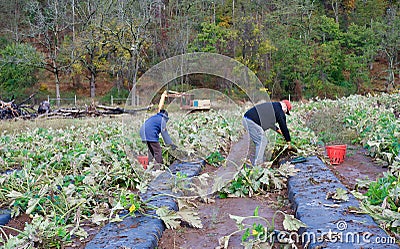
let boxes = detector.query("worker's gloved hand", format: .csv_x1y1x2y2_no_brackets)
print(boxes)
169,144,178,150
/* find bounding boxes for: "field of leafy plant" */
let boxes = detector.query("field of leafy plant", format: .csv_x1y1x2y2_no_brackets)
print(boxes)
215,92,400,247
0,109,246,248
297,93,400,237
0,93,399,248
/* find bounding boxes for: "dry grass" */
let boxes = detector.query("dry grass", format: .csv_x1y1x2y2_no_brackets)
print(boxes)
0,116,124,134
306,106,358,145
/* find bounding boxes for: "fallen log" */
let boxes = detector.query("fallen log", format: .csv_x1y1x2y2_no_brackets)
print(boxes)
0,94,41,120
33,105,153,119
96,104,153,114
120,105,153,114
0,97,152,120
0,100,28,119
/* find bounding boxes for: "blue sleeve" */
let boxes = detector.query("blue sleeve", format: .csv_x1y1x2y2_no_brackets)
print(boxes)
160,118,173,145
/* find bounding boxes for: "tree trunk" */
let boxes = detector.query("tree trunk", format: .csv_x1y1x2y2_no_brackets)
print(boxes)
294,79,303,101
385,49,395,91
90,72,96,98
331,0,339,24
232,0,236,56
55,68,61,107
130,54,139,106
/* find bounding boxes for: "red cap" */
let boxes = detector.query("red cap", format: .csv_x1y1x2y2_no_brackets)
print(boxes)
281,100,292,115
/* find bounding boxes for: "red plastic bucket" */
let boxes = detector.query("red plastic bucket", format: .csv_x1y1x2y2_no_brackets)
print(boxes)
137,155,149,169
325,145,347,165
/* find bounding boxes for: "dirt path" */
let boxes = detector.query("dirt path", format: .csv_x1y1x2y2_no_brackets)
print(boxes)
158,135,298,249
158,142,390,249
158,194,290,249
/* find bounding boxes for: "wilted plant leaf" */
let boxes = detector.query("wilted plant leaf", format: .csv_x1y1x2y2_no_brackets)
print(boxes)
272,176,285,189
177,207,203,229
283,214,307,231
259,172,271,185
217,235,231,249
173,199,203,228
109,214,123,223
277,162,300,177
91,213,108,225
229,214,246,225
334,188,349,201
0,176,7,185
355,178,372,189
72,226,89,238
6,190,23,198
26,198,40,215
350,190,367,200
212,175,231,193
381,209,400,228
326,188,349,202
156,207,181,229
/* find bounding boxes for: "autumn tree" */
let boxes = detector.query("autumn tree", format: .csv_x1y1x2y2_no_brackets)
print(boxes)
262,0,318,99
374,6,400,91
72,0,116,98
0,0,26,42
104,0,157,105
24,0,73,106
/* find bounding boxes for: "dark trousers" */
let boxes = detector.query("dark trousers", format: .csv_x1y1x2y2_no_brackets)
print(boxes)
147,142,163,164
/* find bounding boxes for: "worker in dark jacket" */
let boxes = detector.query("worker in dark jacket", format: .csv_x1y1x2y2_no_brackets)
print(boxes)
140,109,175,164
243,100,292,165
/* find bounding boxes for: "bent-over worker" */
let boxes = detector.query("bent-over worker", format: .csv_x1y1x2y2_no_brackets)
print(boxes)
242,100,292,165
140,109,176,164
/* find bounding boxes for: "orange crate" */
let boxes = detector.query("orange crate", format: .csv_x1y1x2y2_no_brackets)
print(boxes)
325,145,347,165
137,155,149,169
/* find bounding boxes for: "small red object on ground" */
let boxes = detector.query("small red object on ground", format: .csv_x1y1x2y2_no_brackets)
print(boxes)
325,145,347,165
137,155,149,169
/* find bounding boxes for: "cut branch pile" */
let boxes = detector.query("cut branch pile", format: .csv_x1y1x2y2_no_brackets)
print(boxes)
0,96,152,120
0,100,36,120
36,104,153,119
0,93,38,120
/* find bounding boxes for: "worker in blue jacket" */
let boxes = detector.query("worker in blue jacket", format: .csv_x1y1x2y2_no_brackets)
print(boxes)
243,100,292,165
140,109,176,164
